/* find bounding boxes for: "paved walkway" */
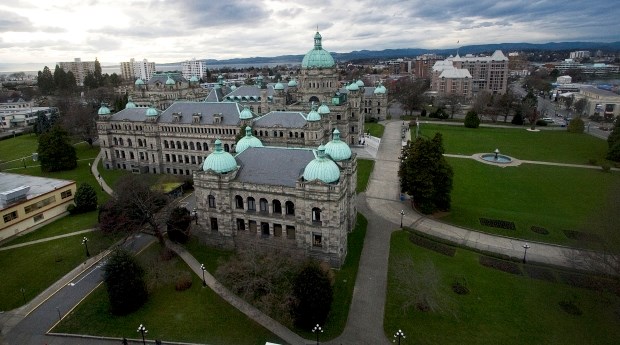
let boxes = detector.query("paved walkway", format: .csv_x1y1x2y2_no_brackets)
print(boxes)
0,228,97,252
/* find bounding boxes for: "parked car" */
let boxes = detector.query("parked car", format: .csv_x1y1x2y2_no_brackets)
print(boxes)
541,117,554,123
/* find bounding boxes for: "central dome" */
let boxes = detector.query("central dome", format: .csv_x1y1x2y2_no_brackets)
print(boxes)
301,32,335,69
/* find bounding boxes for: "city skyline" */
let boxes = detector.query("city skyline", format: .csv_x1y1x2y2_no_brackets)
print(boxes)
0,0,618,68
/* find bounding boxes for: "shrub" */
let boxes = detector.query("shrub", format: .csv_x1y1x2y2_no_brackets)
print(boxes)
601,163,611,172
559,297,582,316
175,271,193,291
535,119,548,126
563,230,603,243
567,117,585,133
420,109,427,117
479,256,522,275
292,260,333,329
588,158,598,165
524,266,556,283
74,183,98,213
479,218,516,230
67,203,76,214
530,225,549,235
464,111,480,128
452,276,470,295
607,142,620,162
103,248,148,315
409,233,456,257
511,110,524,125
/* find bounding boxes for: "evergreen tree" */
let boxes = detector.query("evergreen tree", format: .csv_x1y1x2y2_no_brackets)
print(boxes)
292,261,333,329
103,248,148,315
567,117,585,133
607,119,620,161
464,110,480,128
74,183,98,213
33,113,51,135
83,72,98,89
37,125,77,172
37,66,55,95
511,107,524,125
94,58,103,87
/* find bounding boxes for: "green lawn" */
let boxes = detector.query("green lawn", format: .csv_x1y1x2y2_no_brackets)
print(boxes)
53,243,283,345
0,133,39,170
97,159,130,190
1,211,99,246
442,158,620,248
417,124,609,165
357,159,375,193
385,230,620,345
364,122,385,138
0,230,117,311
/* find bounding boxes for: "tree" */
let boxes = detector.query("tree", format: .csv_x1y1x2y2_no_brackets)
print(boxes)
166,207,191,243
497,89,517,122
567,117,585,133
391,78,429,115
563,94,575,111
442,94,464,119
292,260,333,329
574,98,587,117
37,125,77,172
607,119,620,162
399,133,454,214
108,73,122,88
83,72,98,89
37,66,55,95
464,110,480,128
74,183,98,213
99,175,169,246
33,113,51,135
472,91,493,120
103,248,148,315
511,107,524,125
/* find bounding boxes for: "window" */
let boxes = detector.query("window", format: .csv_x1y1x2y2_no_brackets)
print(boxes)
210,217,218,231
312,207,321,222
249,220,257,233
236,218,245,231
24,196,56,214
272,200,282,214
285,201,295,215
261,222,269,236
286,225,296,239
274,224,282,237
33,213,44,222
208,195,216,208
259,198,268,213
3,211,18,223
61,190,72,199
247,197,256,211
313,233,323,247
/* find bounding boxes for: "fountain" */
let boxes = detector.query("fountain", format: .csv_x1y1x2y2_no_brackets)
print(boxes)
481,148,513,164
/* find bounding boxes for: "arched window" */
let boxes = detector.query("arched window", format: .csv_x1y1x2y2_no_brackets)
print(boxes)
272,200,282,214
113,137,118,145
235,195,244,209
208,195,216,208
204,142,209,151
247,197,256,211
176,141,181,149
224,144,230,152
259,198,268,213
127,139,132,147
196,142,202,150
170,141,175,149
190,142,195,150
183,141,188,150
312,207,321,222
119,138,124,146
285,201,295,215
301,132,304,138
294,132,298,138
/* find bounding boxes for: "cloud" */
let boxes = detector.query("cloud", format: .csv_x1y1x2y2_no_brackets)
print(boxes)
0,11,32,32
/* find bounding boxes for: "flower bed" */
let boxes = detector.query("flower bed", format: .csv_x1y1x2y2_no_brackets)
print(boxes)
479,256,522,275
408,233,456,257
479,218,516,231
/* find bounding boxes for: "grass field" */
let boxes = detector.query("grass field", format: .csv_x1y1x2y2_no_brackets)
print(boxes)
357,159,375,193
417,124,610,165
53,243,283,345
0,230,117,311
364,122,385,138
442,158,620,248
385,230,620,345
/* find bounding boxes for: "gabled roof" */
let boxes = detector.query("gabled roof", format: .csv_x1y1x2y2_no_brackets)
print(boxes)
439,69,472,79
205,88,225,102
148,73,187,85
234,147,316,187
224,85,274,101
253,111,307,128
109,108,149,121
159,102,241,125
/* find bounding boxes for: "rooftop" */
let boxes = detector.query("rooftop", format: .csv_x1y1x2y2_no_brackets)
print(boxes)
0,172,74,210
234,147,316,187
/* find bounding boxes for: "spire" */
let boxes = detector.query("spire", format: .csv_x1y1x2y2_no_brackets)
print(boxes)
314,31,322,50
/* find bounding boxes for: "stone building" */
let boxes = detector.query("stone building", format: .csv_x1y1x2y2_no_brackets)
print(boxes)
130,72,209,109
431,51,509,96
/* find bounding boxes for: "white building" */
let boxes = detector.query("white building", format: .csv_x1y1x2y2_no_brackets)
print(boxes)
182,58,208,80
570,51,591,59
121,58,157,82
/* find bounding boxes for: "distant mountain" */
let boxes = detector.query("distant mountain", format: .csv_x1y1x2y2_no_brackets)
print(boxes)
203,41,620,66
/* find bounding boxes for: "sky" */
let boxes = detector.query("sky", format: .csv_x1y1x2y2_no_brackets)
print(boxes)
0,0,618,70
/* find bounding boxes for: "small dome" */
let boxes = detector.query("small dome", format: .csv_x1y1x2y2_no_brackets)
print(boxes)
125,96,137,109
165,75,175,85
356,79,365,87
145,105,159,117
347,82,359,91
274,82,284,90
97,103,111,115
325,129,351,161
303,145,340,184
257,75,264,80
236,127,264,153
230,85,237,91
306,105,321,122
374,84,387,94
189,75,199,83
318,102,330,115
288,78,298,87
134,78,144,86
301,31,336,69
202,139,237,173
239,105,253,120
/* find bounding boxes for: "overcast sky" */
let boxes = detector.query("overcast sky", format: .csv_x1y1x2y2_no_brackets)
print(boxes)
0,0,618,67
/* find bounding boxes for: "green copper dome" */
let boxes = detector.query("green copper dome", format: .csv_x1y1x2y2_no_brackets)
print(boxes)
303,145,340,184
301,32,335,69
374,84,387,94
306,105,321,122
325,129,351,161
230,85,237,91
203,139,237,173
97,103,111,115
236,127,264,153
347,82,359,91
356,79,365,87
189,75,199,83
165,75,175,85
134,78,144,86
274,82,284,90
239,105,253,120
318,102,330,115
145,105,159,117
288,78,298,87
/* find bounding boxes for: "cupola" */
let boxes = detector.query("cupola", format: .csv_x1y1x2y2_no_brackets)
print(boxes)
324,129,352,161
202,139,237,173
303,145,340,183
235,127,264,153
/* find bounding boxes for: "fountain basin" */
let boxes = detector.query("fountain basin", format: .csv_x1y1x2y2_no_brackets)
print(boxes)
481,153,513,164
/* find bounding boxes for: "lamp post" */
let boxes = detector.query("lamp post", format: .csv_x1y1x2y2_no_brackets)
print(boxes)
98,174,103,191
20,287,26,304
312,324,323,345
400,210,405,228
192,208,198,225
82,237,90,257
394,329,406,345
522,243,530,263
200,263,207,287
137,324,147,345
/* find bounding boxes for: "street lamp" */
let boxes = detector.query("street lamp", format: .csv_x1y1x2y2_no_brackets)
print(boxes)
192,208,198,225
137,324,148,345
82,237,90,257
312,324,323,345
98,174,103,191
20,287,26,304
522,243,530,263
394,329,406,345
200,263,207,287
400,210,405,228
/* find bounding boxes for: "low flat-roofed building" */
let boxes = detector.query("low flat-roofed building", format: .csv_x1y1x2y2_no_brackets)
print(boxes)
578,86,620,118
0,173,76,241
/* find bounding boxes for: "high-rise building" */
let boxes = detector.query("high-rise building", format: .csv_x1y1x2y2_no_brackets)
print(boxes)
182,58,207,80
120,58,156,82
57,58,97,86
431,51,509,96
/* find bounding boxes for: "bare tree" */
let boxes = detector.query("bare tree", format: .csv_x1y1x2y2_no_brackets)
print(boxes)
390,77,430,116
442,94,464,119
472,91,494,121
574,98,588,118
497,89,518,122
